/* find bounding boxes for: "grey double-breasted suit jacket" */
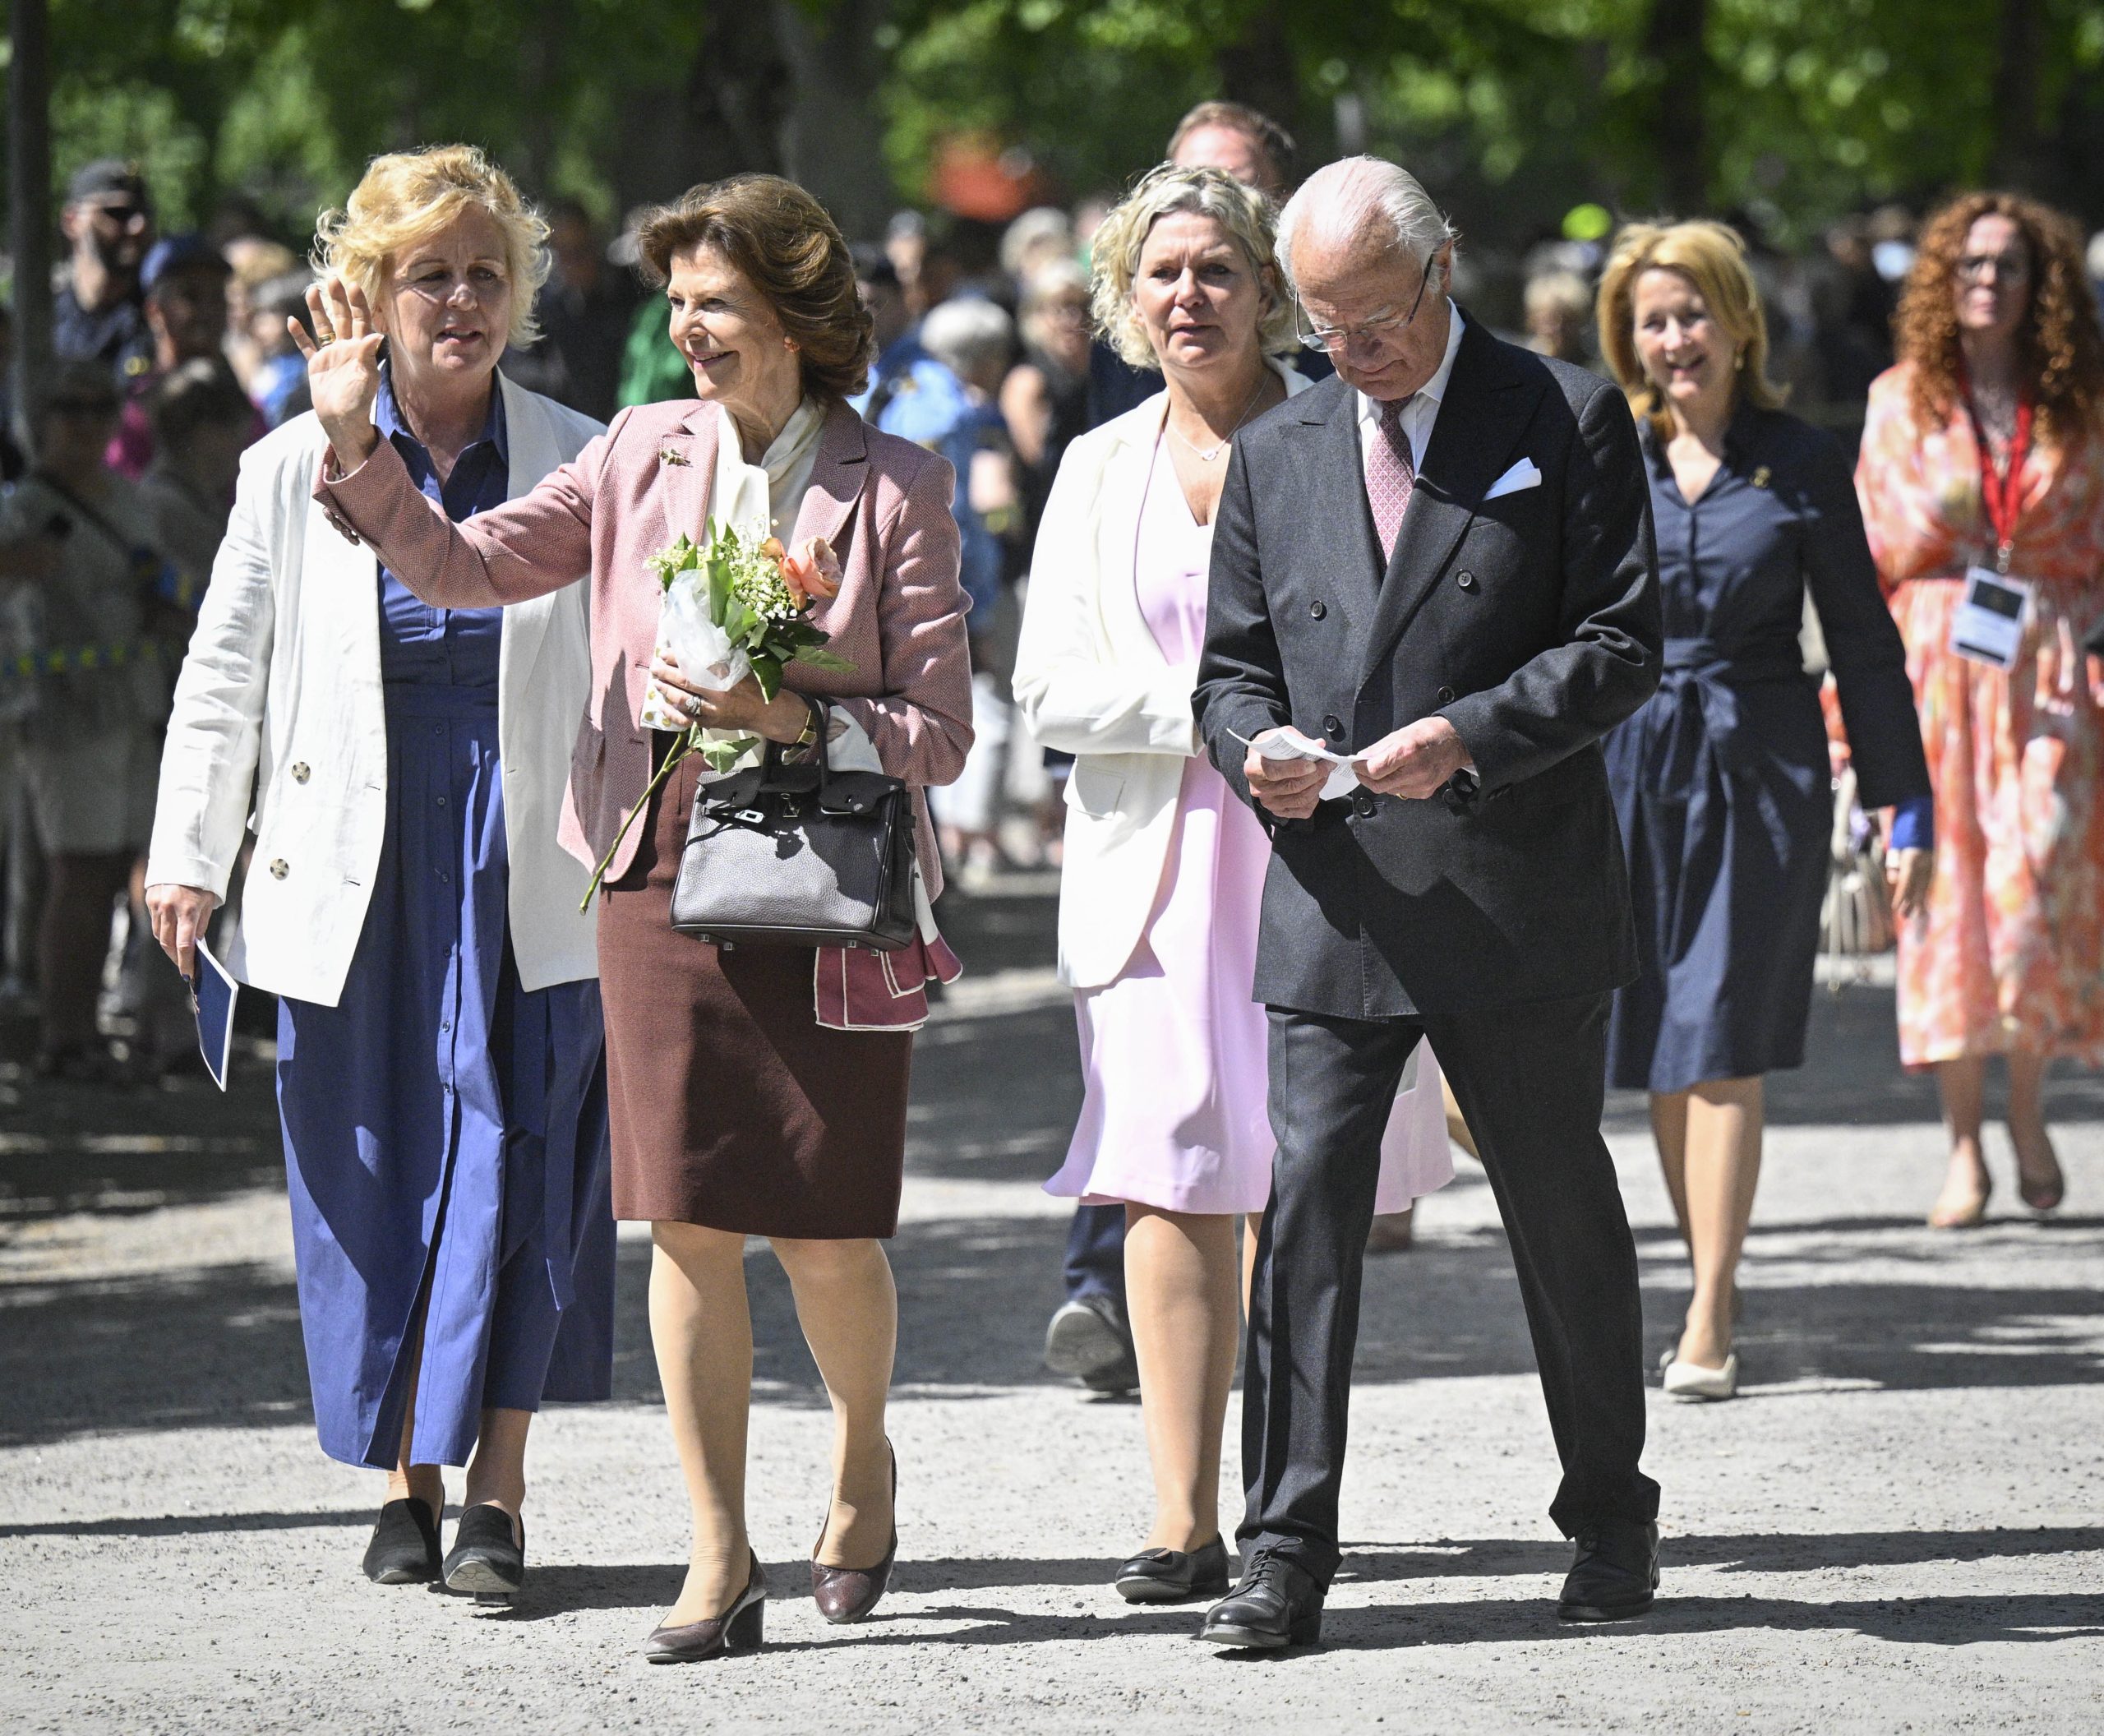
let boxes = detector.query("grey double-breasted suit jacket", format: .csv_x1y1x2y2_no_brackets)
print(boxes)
1193,317,1663,1020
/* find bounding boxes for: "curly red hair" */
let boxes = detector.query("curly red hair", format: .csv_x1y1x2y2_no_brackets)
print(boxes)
1894,191,2104,447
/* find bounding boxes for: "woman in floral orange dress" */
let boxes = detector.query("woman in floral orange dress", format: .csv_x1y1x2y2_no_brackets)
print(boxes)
1856,191,2104,1226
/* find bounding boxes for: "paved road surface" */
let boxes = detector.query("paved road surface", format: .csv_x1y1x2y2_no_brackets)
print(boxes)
2,884,2099,1732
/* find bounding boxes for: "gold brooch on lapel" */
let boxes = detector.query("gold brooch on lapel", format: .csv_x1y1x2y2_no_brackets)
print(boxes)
659,446,690,467
1751,465,1772,489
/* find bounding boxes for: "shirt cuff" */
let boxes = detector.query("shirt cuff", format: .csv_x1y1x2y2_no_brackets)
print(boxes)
1888,795,1934,853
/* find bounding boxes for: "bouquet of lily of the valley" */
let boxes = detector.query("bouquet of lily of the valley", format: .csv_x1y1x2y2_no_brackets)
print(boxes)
582,519,854,907
637,517,853,769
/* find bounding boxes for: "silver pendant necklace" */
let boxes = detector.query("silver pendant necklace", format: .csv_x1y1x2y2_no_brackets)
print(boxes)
1166,372,1270,464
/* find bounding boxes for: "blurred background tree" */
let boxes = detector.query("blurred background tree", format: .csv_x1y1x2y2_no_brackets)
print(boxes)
2,0,2101,252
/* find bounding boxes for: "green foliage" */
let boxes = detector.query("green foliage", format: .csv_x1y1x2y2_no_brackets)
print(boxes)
13,0,709,242
888,0,2104,240
9,0,2104,256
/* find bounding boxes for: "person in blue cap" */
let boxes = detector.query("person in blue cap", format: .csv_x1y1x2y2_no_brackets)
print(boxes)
108,234,261,482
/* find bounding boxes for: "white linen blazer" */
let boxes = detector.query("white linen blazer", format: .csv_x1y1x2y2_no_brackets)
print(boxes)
1013,363,1311,990
146,373,602,1006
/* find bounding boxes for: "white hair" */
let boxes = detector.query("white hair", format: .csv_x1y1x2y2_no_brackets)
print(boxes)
920,295,1016,381
1276,156,1456,296
1000,205,1074,279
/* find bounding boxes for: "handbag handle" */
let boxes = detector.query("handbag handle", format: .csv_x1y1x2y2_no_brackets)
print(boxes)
756,695,830,794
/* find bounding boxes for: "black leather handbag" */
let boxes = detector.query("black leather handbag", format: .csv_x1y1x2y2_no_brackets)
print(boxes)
669,705,919,952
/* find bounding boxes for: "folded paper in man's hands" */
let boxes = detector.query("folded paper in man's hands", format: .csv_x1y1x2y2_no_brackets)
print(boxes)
1236,726,1362,800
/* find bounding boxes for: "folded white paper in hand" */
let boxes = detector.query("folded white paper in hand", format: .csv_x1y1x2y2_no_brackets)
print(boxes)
639,579,750,732
1237,725,1362,800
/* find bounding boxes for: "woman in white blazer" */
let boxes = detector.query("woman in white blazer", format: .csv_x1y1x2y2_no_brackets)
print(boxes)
1014,166,1453,1605
144,147,611,1602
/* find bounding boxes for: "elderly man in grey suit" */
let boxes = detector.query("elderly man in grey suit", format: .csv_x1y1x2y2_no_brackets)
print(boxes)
1192,156,1665,1650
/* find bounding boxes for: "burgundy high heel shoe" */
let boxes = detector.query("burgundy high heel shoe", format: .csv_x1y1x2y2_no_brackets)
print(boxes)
644,1551,766,1663
811,1443,897,1624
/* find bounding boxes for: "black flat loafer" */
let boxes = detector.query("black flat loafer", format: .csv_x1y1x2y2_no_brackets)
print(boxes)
1557,1521,1659,1622
1114,1535,1231,1603
363,1497,442,1585
443,1503,526,1602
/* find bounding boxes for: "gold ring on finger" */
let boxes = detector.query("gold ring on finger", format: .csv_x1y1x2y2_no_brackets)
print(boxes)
314,329,337,346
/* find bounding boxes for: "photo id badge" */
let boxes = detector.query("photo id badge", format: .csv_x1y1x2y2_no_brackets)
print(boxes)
1951,566,2032,670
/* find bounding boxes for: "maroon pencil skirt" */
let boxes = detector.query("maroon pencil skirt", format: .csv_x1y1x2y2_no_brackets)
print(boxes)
597,747,913,1240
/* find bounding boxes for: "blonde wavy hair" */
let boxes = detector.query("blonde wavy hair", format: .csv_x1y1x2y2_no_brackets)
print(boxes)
1089,163,1297,372
313,145,550,349
1596,219,1784,440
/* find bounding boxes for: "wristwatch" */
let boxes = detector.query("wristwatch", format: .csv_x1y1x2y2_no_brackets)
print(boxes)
785,695,823,760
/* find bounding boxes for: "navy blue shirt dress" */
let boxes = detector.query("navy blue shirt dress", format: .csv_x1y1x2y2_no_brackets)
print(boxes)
275,368,614,1470
1604,403,1931,1093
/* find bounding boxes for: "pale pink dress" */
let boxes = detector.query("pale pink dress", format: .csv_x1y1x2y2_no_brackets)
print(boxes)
1045,437,1455,1215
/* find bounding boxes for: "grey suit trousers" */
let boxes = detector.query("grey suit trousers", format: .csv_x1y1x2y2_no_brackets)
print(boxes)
1240,993,1660,1586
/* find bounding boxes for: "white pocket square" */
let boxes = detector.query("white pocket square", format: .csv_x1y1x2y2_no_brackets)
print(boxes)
1484,459,1542,501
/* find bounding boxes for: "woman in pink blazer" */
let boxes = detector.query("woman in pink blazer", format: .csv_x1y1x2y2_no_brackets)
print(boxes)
302,174,971,1660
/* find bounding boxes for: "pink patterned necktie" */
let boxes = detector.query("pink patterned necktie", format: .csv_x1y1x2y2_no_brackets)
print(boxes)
1367,394,1417,565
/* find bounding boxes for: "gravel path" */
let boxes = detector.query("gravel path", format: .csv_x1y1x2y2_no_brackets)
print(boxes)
2,890,2100,1733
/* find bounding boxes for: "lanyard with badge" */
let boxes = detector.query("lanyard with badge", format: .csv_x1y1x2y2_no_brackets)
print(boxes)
1949,393,2032,670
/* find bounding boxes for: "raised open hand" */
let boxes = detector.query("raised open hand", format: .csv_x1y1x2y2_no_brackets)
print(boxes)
290,277,385,473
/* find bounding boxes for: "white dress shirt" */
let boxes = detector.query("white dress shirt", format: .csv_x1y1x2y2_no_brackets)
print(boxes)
1355,299,1467,479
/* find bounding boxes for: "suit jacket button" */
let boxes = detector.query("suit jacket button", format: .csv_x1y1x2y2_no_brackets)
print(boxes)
1308,600,1327,619
1353,792,1376,818
291,762,311,783
1437,686,1456,704
1456,570,1478,590
268,858,288,880
1322,714,1343,737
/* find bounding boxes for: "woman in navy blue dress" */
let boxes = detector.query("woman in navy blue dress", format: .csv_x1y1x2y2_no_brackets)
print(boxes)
1595,223,1934,1399
147,148,611,1595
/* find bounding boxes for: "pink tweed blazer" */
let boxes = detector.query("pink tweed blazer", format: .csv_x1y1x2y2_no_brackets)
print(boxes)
316,395,971,893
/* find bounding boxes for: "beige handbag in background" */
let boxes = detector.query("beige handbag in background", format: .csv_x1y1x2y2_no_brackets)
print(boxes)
1820,764,1895,958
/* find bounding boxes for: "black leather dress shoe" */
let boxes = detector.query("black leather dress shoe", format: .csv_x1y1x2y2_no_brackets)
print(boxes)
1115,1535,1230,1604
1557,1521,1659,1621
1196,1550,1324,1650
362,1497,441,1585
443,1503,526,1602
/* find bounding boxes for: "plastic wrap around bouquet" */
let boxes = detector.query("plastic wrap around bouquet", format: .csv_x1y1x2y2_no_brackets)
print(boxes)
637,517,851,767
580,518,852,907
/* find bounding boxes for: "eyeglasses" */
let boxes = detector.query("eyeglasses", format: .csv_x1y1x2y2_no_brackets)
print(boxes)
1957,252,2032,284
1295,252,1441,356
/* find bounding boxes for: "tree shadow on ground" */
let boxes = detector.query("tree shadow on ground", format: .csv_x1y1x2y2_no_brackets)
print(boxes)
750,1591,2104,1654
3,1200,2098,1449
0,1069,284,1227
1336,1526,2104,1580
0,1508,373,1540
489,1581,2104,1651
